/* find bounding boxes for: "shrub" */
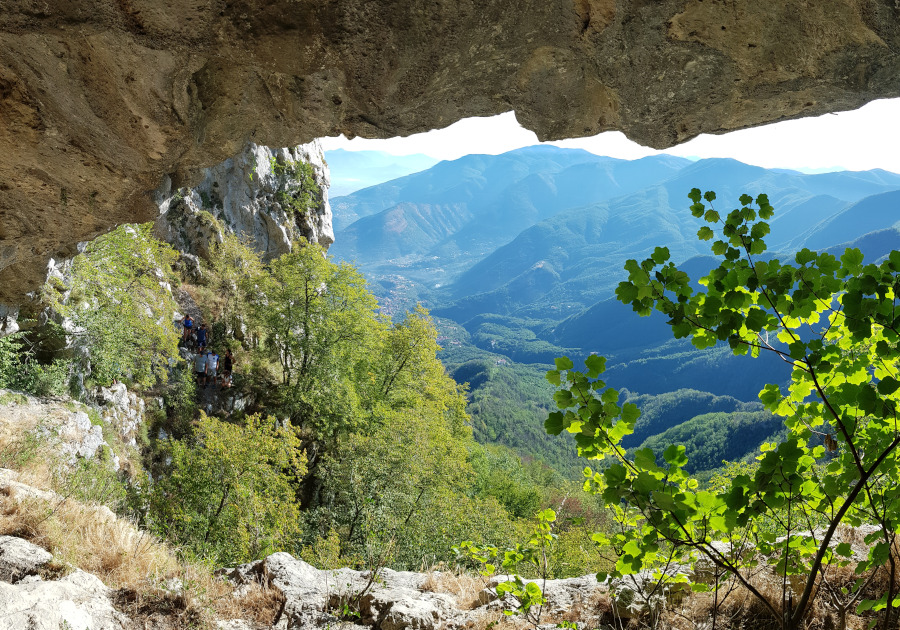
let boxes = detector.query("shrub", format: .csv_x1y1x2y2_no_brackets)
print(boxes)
43,224,180,390
147,413,306,565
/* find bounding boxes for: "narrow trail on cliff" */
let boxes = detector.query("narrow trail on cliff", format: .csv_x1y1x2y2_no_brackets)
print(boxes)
172,286,231,415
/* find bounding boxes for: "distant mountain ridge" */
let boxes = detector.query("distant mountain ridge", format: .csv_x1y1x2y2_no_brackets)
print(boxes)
326,146,900,475
434,157,900,321
330,148,693,272
325,149,439,200
329,146,900,352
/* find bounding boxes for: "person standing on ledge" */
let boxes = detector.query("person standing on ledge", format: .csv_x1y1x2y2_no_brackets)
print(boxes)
221,348,234,389
181,314,194,343
194,347,207,386
206,348,219,388
196,322,209,352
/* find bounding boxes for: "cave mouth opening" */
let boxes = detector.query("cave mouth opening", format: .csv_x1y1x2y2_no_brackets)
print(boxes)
320,99,900,180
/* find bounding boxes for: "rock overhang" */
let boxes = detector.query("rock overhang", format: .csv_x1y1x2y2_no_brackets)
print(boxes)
1,0,899,306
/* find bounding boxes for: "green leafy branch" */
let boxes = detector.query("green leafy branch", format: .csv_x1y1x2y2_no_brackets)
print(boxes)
546,190,900,630
456,508,559,627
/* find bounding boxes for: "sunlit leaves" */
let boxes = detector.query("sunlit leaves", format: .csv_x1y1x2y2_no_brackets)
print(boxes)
663,444,688,468
544,188,900,628
148,413,306,565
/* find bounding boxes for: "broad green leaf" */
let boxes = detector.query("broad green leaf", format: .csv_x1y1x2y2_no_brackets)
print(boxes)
621,403,640,424
835,542,853,558
545,412,565,435
616,281,638,303
663,444,688,468
585,354,607,378
634,448,659,471
841,248,864,272
795,248,816,265
878,376,900,396
691,583,711,592
652,491,677,511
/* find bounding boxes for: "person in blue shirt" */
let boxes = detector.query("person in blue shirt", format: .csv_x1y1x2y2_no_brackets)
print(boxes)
181,314,194,343
196,323,209,352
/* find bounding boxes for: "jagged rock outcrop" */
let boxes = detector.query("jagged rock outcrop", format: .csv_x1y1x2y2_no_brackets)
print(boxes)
223,553,613,629
2,0,900,306
95,383,147,450
0,568,130,630
0,536,52,583
154,140,333,270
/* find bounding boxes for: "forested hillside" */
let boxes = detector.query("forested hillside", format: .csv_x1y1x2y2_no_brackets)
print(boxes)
328,146,900,478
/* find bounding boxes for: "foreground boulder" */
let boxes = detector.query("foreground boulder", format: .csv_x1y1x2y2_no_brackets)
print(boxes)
0,535,127,630
224,553,613,630
0,570,129,630
0,536,51,583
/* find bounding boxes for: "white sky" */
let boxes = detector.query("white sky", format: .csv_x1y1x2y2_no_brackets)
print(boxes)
321,98,900,174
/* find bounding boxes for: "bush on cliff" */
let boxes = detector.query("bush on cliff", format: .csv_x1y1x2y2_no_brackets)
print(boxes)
147,413,306,566
43,223,180,389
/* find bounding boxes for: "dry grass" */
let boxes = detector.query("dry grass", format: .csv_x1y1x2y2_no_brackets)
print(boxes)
663,561,896,630
0,484,289,629
0,486,180,589
422,569,486,610
552,589,617,628
215,580,287,625
0,394,291,629
113,586,207,629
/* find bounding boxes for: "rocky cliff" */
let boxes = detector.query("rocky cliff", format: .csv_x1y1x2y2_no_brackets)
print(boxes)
153,140,334,273
2,0,900,306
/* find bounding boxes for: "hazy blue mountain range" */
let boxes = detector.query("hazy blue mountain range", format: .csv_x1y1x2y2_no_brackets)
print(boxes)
326,146,900,475
437,158,900,323
329,148,692,279
325,149,439,202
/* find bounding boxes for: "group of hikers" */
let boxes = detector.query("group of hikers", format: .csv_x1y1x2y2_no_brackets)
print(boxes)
180,314,234,389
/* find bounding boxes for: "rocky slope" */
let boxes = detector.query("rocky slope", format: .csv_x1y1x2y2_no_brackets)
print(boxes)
0,382,617,629
2,0,900,307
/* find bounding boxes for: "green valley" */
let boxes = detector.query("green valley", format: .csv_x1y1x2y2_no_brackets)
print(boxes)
328,146,900,480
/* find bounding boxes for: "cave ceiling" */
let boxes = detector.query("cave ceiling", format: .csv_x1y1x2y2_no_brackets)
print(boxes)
1,0,899,306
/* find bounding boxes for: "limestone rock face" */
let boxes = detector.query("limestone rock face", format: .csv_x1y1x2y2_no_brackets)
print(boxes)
2,0,900,305
96,383,146,449
0,536,52,583
0,568,129,630
153,140,333,267
224,553,613,629
0,388,134,473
